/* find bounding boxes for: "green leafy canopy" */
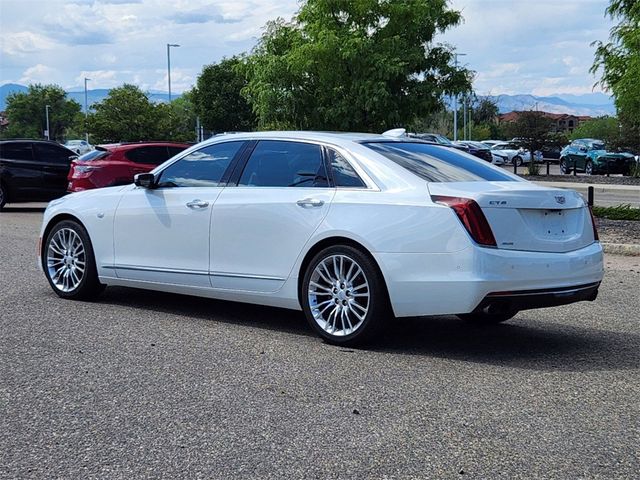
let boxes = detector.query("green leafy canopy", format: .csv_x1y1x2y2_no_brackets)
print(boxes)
240,0,473,131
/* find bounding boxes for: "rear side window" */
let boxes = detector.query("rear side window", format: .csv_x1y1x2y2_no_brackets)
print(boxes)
34,143,73,164
157,141,243,188
168,146,188,158
125,146,172,166
364,142,517,183
0,142,33,161
78,149,109,162
327,149,365,188
238,141,328,188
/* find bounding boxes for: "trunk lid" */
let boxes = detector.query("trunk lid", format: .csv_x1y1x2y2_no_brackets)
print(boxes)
428,181,595,253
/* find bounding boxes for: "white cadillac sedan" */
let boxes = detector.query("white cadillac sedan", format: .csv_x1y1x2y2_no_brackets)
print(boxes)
38,131,604,345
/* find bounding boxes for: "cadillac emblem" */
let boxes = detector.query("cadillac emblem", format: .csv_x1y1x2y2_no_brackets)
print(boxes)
555,195,566,205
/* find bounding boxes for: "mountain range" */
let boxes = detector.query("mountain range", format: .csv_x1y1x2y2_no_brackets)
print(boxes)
0,83,616,117
484,93,615,117
0,83,176,112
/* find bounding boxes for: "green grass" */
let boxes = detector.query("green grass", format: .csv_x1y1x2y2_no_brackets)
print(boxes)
592,204,640,221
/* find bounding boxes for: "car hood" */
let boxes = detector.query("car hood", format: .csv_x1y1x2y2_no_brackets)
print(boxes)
591,150,634,159
48,184,129,207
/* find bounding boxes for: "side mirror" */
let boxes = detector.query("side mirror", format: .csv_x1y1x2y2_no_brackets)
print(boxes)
134,173,156,189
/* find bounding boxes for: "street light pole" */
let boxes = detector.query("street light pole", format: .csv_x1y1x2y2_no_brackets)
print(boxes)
452,52,467,142
45,105,50,140
84,77,91,143
167,43,180,102
463,94,467,141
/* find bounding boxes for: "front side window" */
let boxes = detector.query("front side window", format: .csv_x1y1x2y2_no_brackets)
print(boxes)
238,141,328,187
327,149,365,188
364,142,517,183
157,141,244,188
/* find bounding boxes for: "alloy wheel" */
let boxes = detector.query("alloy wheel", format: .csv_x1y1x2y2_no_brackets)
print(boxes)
307,254,370,337
46,227,86,292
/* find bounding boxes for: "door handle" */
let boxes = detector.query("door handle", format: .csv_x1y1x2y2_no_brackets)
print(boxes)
186,199,209,209
296,198,325,208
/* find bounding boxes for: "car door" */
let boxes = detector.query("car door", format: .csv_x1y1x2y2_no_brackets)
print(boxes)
112,141,245,287
0,141,42,200
569,141,585,170
210,140,336,293
34,143,76,198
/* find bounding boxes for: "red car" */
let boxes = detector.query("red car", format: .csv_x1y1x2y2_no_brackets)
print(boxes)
67,142,191,192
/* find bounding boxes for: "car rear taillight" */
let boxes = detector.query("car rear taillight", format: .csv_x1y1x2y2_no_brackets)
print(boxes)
72,165,101,177
588,206,599,241
431,195,497,247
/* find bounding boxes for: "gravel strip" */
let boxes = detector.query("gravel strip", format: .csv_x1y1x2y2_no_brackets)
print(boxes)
596,218,640,245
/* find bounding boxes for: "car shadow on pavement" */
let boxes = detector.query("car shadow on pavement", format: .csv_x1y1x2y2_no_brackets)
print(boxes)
100,287,315,338
99,287,638,373
373,314,640,372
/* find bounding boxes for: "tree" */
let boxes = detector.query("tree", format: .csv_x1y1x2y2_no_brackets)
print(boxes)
503,111,565,173
192,57,256,133
88,84,160,143
241,0,473,131
2,84,81,140
570,116,622,144
592,0,640,151
472,97,499,125
156,91,198,142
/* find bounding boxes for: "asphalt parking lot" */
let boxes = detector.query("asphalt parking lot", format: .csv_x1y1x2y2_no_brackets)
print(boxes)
1,207,639,479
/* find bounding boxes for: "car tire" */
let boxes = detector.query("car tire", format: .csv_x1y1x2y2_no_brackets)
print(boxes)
0,182,7,210
457,310,518,325
43,219,105,300
512,156,523,167
585,160,593,175
301,245,390,346
559,158,570,174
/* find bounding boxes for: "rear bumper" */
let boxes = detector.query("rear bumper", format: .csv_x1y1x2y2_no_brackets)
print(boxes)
474,282,600,313
375,242,604,317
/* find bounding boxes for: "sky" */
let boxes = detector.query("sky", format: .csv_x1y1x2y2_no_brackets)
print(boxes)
0,0,615,97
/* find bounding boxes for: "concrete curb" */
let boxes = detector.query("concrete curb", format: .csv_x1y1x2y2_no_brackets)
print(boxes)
602,243,640,256
536,181,640,194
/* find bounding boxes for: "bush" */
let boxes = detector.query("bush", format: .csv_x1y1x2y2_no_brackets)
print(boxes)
592,204,640,221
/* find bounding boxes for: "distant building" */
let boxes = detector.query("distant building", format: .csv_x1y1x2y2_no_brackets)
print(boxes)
497,111,592,134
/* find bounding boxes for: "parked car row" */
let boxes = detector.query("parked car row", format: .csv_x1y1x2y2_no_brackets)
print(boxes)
0,139,190,209
408,134,545,166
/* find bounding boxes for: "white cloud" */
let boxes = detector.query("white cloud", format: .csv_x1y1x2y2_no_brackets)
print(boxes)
75,70,119,88
1,31,55,55
19,64,56,83
0,0,615,97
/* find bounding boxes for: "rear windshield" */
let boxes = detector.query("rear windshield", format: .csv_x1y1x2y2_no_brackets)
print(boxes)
78,149,109,162
364,141,517,182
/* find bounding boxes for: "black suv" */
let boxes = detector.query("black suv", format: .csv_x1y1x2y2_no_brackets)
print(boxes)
0,139,77,210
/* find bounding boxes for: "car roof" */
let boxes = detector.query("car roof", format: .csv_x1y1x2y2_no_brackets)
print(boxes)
200,131,422,149
97,141,192,151
1,138,66,145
